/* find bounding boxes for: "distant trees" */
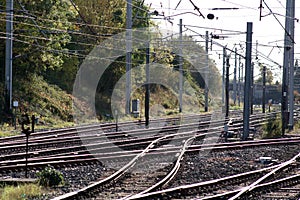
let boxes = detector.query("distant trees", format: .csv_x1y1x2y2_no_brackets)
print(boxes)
255,63,274,85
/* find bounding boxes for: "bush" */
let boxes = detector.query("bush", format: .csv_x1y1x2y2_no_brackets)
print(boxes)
262,114,282,139
37,166,64,187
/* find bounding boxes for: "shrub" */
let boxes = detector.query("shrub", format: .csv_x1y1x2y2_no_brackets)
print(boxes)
262,114,282,139
37,166,64,187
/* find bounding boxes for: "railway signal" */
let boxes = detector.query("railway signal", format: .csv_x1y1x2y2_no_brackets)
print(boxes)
21,114,35,178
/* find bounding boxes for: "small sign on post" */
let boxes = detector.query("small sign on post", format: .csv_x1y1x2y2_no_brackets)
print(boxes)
13,101,18,129
13,101,18,107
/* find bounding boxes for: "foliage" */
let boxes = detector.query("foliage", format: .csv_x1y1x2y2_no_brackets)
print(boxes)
294,90,300,103
0,0,78,76
0,0,221,126
255,63,274,85
170,36,222,97
0,123,19,137
262,114,282,139
43,56,79,93
44,0,152,93
0,83,4,120
93,34,221,118
14,75,73,123
37,166,64,187
294,120,300,131
0,184,43,200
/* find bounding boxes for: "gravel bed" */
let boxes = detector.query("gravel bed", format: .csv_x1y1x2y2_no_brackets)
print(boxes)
0,161,109,200
166,144,300,199
1,143,300,199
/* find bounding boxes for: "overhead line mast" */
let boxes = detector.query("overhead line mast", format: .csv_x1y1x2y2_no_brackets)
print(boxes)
282,0,295,135
5,0,13,111
125,0,133,114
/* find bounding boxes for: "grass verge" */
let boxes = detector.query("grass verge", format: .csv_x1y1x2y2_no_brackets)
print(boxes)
0,184,44,200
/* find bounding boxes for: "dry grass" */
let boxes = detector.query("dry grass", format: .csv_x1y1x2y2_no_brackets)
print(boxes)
0,184,44,200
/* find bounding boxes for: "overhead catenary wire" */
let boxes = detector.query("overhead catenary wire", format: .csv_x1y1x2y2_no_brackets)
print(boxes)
1,31,213,68
0,7,128,32
262,0,295,44
0,1,290,80
183,24,246,34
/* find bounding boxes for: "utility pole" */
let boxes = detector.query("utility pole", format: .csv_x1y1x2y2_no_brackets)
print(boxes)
125,0,132,114
225,54,230,118
250,62,254,115
282,0,293,135
262,65,266,113
233,48,237,105
243,22,253,140
204,31,209,112
288,0,295,130
222,47,226,104
179,19,183,113
145,41,150,127
238,55,241,106
5,0,13,111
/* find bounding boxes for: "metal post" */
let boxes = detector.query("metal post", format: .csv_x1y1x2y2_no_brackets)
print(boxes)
205,31,209,112
282,0,292,135
14,107,16,129
31,115,35,133
5,0,13,111
145,42,150,127
125,0,132,114
262,65,266,113
233,48,237,105
222,47,226,104
288,0,295,131
225,55,230,118
251,63,254,114
25,134,29,178
243,22,253,140
240,57,244,106
21,114,34,178
179,19,183,113
238,56,241,106
115,110,118,132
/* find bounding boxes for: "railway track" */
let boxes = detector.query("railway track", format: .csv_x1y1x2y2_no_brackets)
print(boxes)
117,151,300,200
0,111,276,157
0,113,219,155
2,127,300,172
45,137,300,200
51,132,198,200
0,111,296,200
0,113,214,143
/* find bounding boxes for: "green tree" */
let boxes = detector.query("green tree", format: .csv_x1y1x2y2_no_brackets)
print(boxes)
48,0,151,92
170,36,222,97
0,0,77,121
1,0,78,76
255,63,274,85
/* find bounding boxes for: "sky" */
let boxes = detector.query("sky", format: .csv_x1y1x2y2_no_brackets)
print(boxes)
143,0,299,82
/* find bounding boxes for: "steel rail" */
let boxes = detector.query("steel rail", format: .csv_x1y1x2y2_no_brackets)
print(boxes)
51,131,204,200
2,135,300,170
